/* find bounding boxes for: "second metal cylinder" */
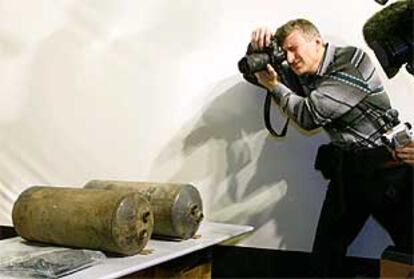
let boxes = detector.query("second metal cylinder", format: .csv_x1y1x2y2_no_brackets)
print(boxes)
84,180,203,240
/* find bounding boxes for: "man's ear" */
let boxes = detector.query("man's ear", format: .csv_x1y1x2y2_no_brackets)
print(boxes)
314,36,323,46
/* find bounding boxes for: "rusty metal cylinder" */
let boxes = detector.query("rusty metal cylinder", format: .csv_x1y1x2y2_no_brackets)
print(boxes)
84,180,203,240
12,186,154,256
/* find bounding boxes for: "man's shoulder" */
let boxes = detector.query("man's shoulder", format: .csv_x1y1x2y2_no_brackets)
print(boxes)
326,45,368,75
334,45,366,61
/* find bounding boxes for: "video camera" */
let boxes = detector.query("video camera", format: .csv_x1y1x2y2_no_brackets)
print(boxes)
380,109,414,148
363,0,414,78
365,0,414,148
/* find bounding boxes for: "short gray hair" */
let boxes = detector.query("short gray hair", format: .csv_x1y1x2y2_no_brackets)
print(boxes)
274,18,321,45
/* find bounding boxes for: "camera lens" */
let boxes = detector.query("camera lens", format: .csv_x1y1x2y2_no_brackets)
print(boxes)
238,53,271,74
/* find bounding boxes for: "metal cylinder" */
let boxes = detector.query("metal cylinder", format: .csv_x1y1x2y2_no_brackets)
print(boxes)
84,180,203,240
12,186,154,256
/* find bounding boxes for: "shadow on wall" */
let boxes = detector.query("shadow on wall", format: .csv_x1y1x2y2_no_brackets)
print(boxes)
0,0,223,225
150,78,329,250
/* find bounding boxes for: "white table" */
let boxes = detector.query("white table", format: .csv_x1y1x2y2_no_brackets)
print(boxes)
0,221,253,279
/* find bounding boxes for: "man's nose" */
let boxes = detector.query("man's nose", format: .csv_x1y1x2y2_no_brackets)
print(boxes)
286,52,295,64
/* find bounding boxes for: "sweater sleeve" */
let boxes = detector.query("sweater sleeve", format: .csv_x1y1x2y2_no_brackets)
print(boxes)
270,72,371,131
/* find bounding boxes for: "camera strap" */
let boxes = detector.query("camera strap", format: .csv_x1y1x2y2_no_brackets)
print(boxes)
264,91,289,137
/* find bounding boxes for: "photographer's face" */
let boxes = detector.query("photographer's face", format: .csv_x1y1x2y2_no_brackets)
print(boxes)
282,29,323,76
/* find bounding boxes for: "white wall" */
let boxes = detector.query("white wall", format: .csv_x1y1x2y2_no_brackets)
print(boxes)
0,0,412,259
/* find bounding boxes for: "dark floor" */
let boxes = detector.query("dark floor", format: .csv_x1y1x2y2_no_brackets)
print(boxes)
212,245,379,278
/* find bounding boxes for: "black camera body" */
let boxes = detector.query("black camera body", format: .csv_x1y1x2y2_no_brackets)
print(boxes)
238,40,305,97
238,40,286,75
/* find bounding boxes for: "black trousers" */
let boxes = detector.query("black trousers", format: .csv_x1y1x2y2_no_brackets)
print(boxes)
312,144,414,277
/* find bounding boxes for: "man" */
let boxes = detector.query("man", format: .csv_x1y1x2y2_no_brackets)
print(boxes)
249,19,413,277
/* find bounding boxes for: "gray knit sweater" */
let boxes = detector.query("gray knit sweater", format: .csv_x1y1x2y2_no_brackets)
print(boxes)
271,43,392,147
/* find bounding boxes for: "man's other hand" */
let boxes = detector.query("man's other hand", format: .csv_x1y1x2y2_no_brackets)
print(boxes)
395,141,414,165
255,64,279,91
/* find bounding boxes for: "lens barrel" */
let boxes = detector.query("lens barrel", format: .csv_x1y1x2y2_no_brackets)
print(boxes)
238,53,271,74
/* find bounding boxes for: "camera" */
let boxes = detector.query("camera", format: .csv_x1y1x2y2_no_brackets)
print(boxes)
237,39,306,137
238,40,286,75
237,39,305,96
365,1,414,147
380,109,414,148
369,33,414,78
363,0,414,78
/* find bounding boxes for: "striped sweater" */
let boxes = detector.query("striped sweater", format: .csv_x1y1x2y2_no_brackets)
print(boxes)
271,43,392,147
